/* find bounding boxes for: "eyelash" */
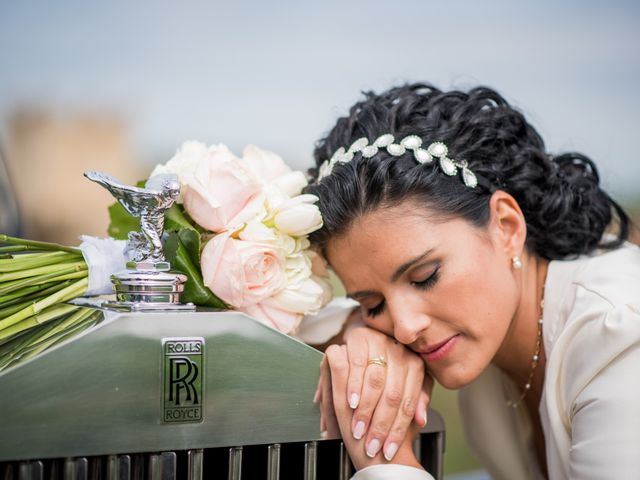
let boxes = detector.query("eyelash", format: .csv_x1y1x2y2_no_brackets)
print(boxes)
365,267,440,318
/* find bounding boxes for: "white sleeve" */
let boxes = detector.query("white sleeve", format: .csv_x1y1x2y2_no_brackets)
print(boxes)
549,298,640,479
295,297,359,345
568,332,640,479
351,464,434,480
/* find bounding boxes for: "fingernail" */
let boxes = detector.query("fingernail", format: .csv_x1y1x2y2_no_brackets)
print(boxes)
313,389,320,403
421,406,428,426
366,438,381,458
353,420,366,440
383,442,398,461
349,393,359,409
320,430,328,439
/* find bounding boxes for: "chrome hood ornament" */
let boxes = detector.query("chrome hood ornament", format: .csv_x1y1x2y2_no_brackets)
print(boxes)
84,171,194,311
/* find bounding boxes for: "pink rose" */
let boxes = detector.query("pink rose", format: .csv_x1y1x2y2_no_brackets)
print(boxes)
239,298,304,335
200,231,286,308
182,145,265,232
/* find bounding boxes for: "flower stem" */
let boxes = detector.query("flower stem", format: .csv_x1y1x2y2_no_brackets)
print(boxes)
0,260,87,282
0,280,69,307
0,278,88,332
0,251,81,273
0,304,79,341
0,263,87,295
0,234,81,254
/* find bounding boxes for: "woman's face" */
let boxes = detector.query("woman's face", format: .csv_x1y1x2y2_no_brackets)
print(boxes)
326,200,520,389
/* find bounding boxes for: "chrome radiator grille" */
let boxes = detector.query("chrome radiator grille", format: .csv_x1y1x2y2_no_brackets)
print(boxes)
0,309,444,480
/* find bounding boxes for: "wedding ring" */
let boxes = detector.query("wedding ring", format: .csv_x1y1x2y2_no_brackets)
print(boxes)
367,356,387,367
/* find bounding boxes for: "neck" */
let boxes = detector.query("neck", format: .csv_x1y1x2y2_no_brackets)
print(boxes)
494,254,549,389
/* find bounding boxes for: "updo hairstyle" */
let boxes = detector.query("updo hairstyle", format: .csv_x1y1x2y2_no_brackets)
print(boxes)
305,83,630,260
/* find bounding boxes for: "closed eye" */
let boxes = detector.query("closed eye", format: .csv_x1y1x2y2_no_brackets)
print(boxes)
365,301,385,318
365,267,439,318
411,267,440,290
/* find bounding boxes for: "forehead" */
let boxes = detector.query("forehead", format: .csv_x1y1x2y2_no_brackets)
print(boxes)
325,201,492,287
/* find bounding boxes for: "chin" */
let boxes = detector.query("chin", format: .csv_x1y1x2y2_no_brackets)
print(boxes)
430,364,483,390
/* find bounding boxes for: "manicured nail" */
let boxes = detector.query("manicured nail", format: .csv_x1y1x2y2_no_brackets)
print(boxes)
366,438,381,458
383,442,398,461
420,405,428,426
353,420,366,440
320,430,328,439
349,393,359,409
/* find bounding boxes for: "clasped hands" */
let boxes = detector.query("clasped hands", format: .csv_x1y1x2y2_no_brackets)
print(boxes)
315,323,433,471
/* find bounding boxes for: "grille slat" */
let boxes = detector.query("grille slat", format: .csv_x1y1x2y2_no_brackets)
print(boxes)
186,450,202,480
63,458,87,480
303,442,316,480
227,447,242,480
18,461,42,480
106,455,130,480
339,443,352,480
148,453,175,480
267,444,280,480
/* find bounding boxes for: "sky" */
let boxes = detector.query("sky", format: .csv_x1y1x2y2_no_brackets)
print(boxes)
1,0,639,200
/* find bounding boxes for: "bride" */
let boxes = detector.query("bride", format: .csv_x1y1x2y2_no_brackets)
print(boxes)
302,83,640,479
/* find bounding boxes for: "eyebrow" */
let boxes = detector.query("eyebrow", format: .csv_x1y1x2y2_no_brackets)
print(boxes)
346,248,436,300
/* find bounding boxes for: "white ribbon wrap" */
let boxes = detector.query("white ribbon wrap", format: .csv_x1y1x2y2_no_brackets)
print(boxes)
78,235,128,296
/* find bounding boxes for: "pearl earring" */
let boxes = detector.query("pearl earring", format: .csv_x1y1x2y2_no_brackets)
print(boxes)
512,256,523,269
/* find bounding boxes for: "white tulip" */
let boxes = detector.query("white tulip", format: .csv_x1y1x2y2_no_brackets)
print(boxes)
273,171,308,197
274,195,323,236
272,277,325,314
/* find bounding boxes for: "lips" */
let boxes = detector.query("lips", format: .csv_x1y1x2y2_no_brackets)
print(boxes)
419,334,459,362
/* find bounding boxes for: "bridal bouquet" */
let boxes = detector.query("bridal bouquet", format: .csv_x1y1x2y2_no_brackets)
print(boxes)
0,140,331,370
113,140,332,333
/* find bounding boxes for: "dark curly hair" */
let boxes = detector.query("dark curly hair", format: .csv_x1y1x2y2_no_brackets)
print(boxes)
305,83,630,260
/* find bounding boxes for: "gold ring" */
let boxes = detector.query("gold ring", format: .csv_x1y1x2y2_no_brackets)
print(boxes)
367,356,387,367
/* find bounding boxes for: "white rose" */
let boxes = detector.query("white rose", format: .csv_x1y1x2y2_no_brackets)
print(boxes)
284,251,312,285
150,140,209,186
274,194,323,237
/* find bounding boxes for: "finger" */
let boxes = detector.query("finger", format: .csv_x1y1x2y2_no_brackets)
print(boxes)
413,372,433,427
326,344,351,438
351,350,388,442
380,359,424,461
319,355,334,434
362,354,409,459
345,333,369,410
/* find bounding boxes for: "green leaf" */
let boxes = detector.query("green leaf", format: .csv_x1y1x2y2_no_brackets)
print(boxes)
178,228,202,267
107,202,139,240
164,204,197,233
164,232,226,309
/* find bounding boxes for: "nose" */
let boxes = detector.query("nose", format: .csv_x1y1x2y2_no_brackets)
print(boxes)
387,299,432,345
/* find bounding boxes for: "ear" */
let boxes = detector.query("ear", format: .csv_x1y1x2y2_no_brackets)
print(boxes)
487,190,527,257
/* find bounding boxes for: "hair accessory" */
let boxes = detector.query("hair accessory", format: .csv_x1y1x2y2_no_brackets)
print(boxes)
512,256,523,269
367,356,387,368
317,135,478,188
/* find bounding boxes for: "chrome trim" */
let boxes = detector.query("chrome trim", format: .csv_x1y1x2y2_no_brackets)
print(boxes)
227,447,242,480
64,458,87,480
149,452,175,480
339,442,352,480
18,461,42,480
303,441,317,480
267,444,280,480
106,455,130,480
187,450,203,480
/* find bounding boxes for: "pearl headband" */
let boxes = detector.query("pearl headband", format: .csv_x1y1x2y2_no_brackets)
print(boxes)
317,134,478,189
